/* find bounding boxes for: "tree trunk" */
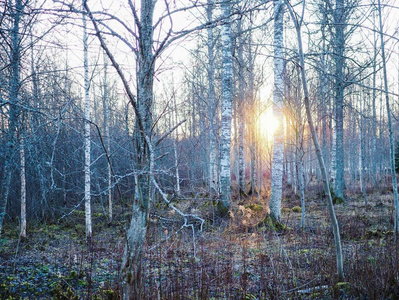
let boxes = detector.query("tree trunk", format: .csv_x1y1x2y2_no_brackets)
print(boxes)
377,0,399,235
237,17,246,194
359,94,367,205
83,3,92,242
333,0,346,200
102,52,113,223
121,1,154,298
371,12,378,187
269,0,285,222
207,0,218,197
20,135,26,238
219,0,233,210
0,0,22,236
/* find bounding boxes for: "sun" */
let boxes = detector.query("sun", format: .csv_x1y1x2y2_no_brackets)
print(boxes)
258,108,279,142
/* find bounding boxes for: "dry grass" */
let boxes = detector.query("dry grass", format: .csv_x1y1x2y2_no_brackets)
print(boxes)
1,184,398,299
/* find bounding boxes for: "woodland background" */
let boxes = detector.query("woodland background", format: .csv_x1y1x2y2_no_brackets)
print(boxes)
1,0,399,299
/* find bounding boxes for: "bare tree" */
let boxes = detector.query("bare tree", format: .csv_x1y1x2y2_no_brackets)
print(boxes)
285,0,344,279
0,0,23,236
377,0,399,235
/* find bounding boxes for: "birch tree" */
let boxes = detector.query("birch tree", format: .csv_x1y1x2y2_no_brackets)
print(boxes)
82,2,92,242
207,0,219,197
269,0,285,222
219,0,233,211
20,134,26,238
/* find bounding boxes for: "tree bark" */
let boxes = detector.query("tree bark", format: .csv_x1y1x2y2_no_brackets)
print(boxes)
83,2,92,242
20,135,26,238
84,0,154,297
0,0,22,236
333,0,346,200
269,0,285,222
219,0,233,210
237,17,246,194
207,0,219,197
102,52,113,223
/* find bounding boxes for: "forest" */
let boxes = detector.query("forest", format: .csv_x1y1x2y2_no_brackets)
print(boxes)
1,0,399,299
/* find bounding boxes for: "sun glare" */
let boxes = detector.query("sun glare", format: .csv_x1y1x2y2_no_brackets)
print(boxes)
258,108,279,142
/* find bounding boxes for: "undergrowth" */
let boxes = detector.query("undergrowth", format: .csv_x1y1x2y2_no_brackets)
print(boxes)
1,184,398,299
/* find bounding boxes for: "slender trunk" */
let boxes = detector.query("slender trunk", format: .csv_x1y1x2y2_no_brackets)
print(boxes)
320,11,328,171
219,0,233,210
372,11,378,187
286,0,344,278
359,95,367,205
237,18,246,193
377,0,399,235
296,63,306,228
269,0,285,222
248,32,256,196
173,94,181,196
333,0,346,200
0,0,22,236
83,3,92,242
102,53,113,223
207,0,218,196
20,135,26,238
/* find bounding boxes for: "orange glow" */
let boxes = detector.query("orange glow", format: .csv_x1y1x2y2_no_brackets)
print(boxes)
258,108,279,142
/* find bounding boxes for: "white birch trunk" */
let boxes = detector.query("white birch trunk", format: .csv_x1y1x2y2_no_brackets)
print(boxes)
83,4,92,241
20,135,26,238
377,0,399,234
219,0,233,210
207,25,218,197
269,0,285,222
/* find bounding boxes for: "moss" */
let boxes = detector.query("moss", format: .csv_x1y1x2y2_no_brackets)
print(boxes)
298,249,309,255
92,212,103,218
330,187,344,204
51,283,79,300
281,207,292,213
68,270,78,279
244,204,263,212
292,206,302,213
215,201,229,218
258,215,287,232
102,289,115,300
73,210,85,217
335,282,351,289
335,282,351,295
74,224,85,235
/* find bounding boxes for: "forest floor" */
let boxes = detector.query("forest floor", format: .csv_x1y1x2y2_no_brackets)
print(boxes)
1,182,399,299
